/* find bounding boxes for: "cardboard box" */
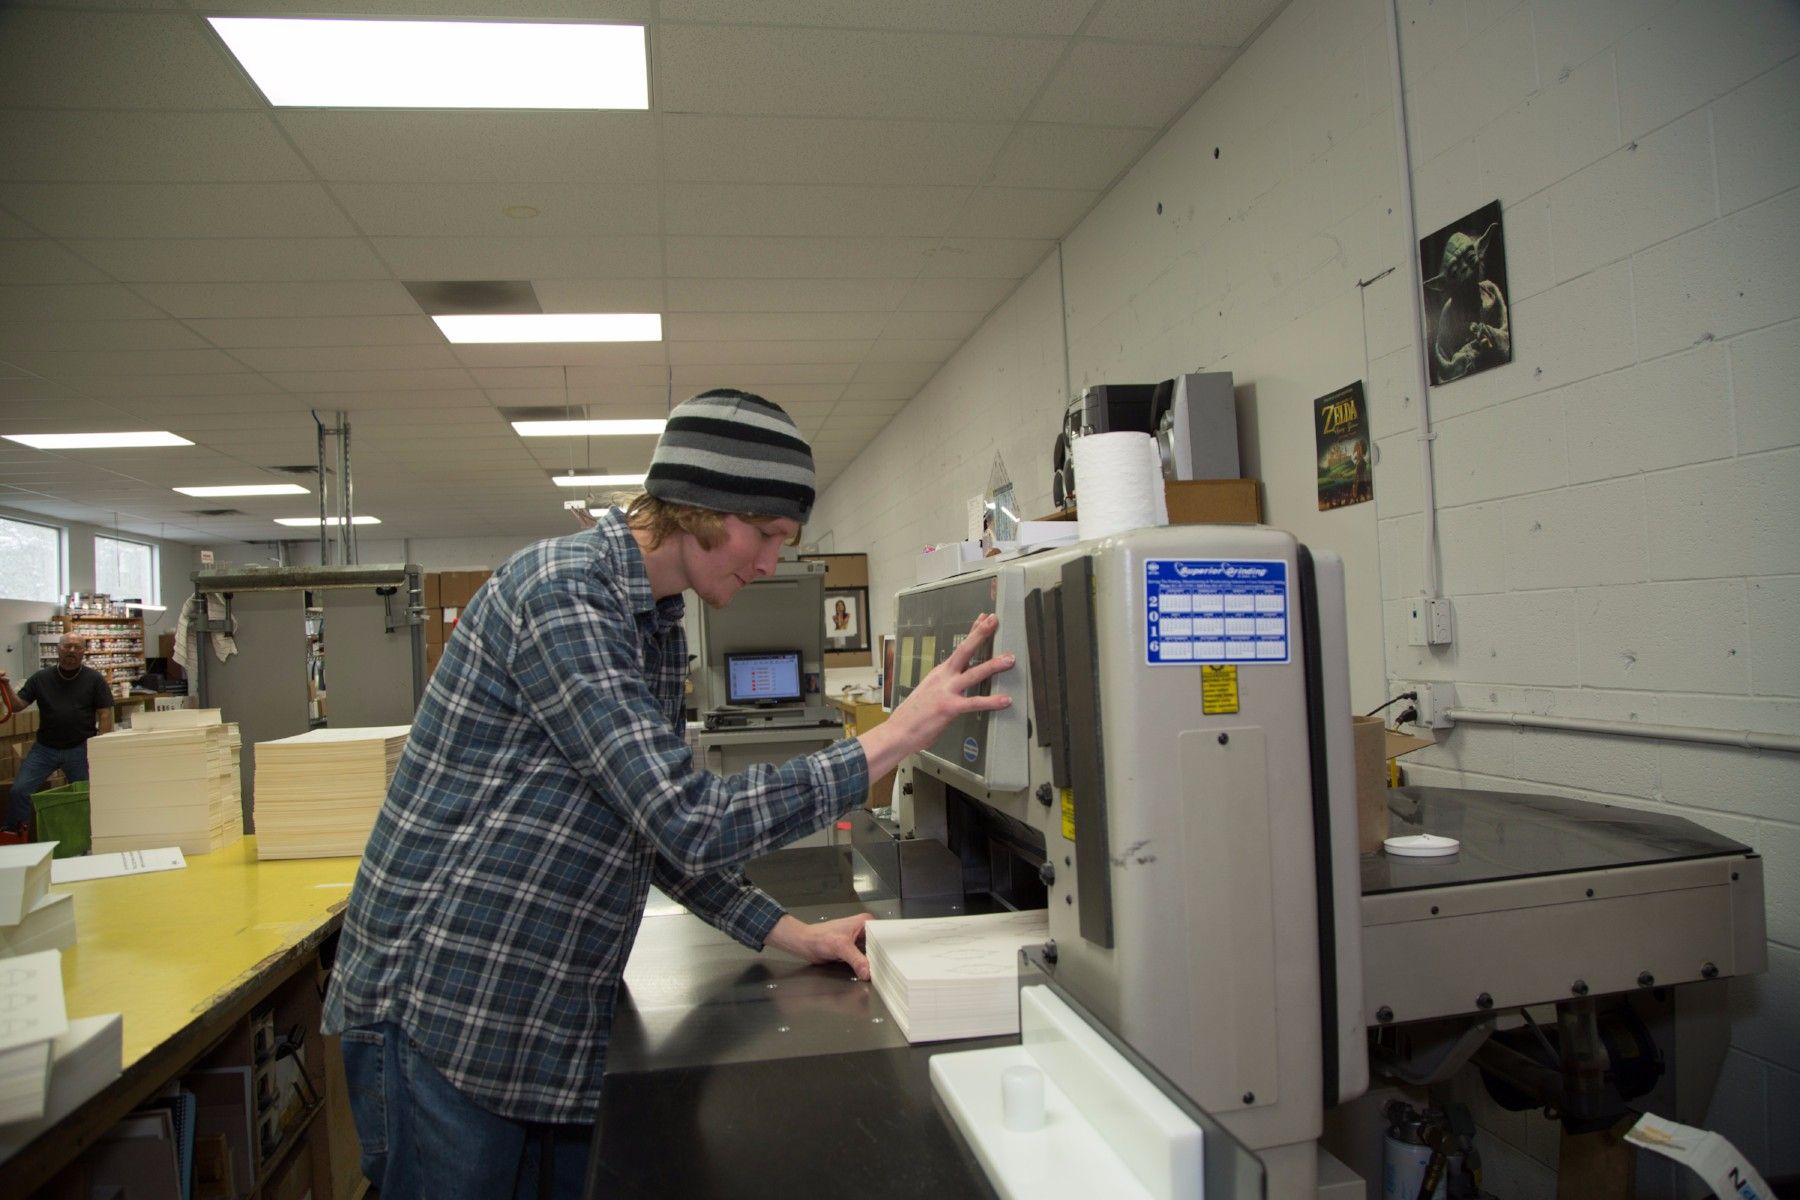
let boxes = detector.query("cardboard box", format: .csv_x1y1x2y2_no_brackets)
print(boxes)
423,572,442,609
437,571,490,608
1164,479,1261,525
425,643,444,676
1,707,39,737
425,610,445,646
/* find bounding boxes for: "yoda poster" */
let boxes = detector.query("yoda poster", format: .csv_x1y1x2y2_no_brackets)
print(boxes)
1314,381,1372,510
1419,200,1512,385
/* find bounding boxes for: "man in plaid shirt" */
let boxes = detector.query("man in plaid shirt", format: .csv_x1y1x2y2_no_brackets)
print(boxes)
324,390,1013,1199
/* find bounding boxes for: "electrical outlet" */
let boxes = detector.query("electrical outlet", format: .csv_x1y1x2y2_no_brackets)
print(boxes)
1410,682,1456,729
1407,598,1454,646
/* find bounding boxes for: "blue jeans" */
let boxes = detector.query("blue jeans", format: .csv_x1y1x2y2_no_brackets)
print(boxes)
339,1022,592,1200
7,742,88,830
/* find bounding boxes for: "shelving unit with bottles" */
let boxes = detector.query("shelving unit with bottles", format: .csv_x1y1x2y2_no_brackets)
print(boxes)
32,613,146,699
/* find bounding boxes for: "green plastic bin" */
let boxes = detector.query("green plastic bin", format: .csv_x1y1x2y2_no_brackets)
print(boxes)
32,781,90,859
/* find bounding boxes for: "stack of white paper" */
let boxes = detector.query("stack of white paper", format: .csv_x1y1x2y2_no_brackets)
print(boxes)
0,843,53,926
0,844,73,958
0,949,69,1125
0,1014,124,1163
865,909,1048,1043
252,726,409,859
87,713,243,856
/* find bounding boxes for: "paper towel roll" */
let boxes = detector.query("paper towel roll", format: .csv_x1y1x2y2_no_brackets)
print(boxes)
1074,431,1167,541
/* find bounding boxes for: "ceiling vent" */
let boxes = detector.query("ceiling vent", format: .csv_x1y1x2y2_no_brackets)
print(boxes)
185,508,246,517
269,464,328,476
404,280,541,315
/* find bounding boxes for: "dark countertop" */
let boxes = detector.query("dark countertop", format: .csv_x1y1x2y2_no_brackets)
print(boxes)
1364,786,1754,895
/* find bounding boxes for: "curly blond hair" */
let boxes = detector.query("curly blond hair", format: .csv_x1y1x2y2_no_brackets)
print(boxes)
619,493,800,550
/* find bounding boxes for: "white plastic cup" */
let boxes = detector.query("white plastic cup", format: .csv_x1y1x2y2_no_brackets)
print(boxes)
1002,1064,1046,1132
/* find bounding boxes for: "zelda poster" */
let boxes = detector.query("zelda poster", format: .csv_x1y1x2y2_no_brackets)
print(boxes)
1314,381,1372,511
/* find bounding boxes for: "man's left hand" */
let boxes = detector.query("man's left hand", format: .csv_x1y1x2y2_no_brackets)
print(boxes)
764,912,873,981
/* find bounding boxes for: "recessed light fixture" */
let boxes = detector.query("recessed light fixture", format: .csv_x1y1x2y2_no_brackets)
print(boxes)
274,516,382,527
207,18,649,109
4,431,193,449
174,484,309,497
552,473,647,487
434,313,662,344
514,420,665,437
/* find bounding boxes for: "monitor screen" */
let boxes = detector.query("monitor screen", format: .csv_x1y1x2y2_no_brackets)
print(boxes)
724,651,804,705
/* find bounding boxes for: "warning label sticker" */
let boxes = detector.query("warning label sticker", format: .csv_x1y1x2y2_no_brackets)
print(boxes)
1144,559,1290,666
1201,665,1240,714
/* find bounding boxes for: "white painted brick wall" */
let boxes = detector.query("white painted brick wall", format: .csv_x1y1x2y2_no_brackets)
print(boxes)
809,0,1800,1180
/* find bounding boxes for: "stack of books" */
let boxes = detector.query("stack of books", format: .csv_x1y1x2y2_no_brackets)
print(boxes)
0,1012,124,1164
1,843,75,958
0,949,68,1125
865,909,1048,1043
252,726,409,859
87,711,243,856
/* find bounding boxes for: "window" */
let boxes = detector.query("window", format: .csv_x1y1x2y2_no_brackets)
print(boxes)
0,516,62,602
95,535,158,605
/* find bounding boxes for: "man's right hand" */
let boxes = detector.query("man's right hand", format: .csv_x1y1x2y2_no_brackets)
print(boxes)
856,613,1014,780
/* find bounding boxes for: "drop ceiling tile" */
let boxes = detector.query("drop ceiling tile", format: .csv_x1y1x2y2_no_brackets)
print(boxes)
261,368,476,393
950,186,1101,238
665,184,970,238
0,319,211,354
530,279,667,312
0,111,311,184
1,348,247,377
66,238,392,283
665,312,890,341
1085,0,1277,45
0,285,168,323
373,236,664,281
202,0,650,16
348,407,505,428
659,0,1088,34
915,238,1053,277
332,183,661,238
666,340,871,365
1029,41,1235,127
266,388,491,410
662,113,1008,186
450,343,668,369
850,361,939,387
561,365,673,390
839,382,917,402
668,363,856,386
277,111,661,183
0,211,34,238
137,281,422,319
666,237,935,278
657,26,1063,121
988,123,1159,189
0,11,263,108
896,277,1020,311
664,278,907,313
877,310,986,340
0,239,112,285
68,374,281,399
0,183,357,240
232,344,464,373
185,316,444,349
863,338,961,362
0,399,138,423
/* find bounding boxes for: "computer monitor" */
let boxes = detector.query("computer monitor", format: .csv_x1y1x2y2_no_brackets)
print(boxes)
724,650,804,706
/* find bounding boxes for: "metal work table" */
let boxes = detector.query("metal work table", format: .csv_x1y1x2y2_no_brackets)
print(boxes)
591,846,1002,1199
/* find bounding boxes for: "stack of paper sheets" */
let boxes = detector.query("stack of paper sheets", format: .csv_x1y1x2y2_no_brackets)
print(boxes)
0,844,74,958
866,909,1049,1043
252,726,409,859
88,712,243,856
0,949,68,1125
0,1014,124,1163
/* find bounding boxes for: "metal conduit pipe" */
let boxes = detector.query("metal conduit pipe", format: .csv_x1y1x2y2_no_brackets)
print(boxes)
1445,708,1800,754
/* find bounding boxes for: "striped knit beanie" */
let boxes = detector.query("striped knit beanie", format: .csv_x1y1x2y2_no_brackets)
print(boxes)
645,389,816,523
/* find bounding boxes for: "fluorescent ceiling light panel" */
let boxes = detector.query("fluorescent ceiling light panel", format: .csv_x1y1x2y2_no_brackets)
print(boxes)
5,431,192,449
552,473,647,487
274,516,382,527
434,313,662,344
514,420,666,437
174,484,309,497
208,18,648,109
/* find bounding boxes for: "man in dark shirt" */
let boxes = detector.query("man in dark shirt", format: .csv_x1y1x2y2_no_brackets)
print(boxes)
1,631,115,834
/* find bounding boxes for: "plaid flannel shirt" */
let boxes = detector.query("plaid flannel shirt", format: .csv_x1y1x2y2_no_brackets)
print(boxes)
323,509,868,1123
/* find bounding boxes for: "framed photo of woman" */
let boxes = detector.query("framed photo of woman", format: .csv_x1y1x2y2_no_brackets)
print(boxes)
823,587,870,653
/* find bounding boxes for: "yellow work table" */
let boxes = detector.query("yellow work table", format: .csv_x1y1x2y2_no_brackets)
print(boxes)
9,838,361,1198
